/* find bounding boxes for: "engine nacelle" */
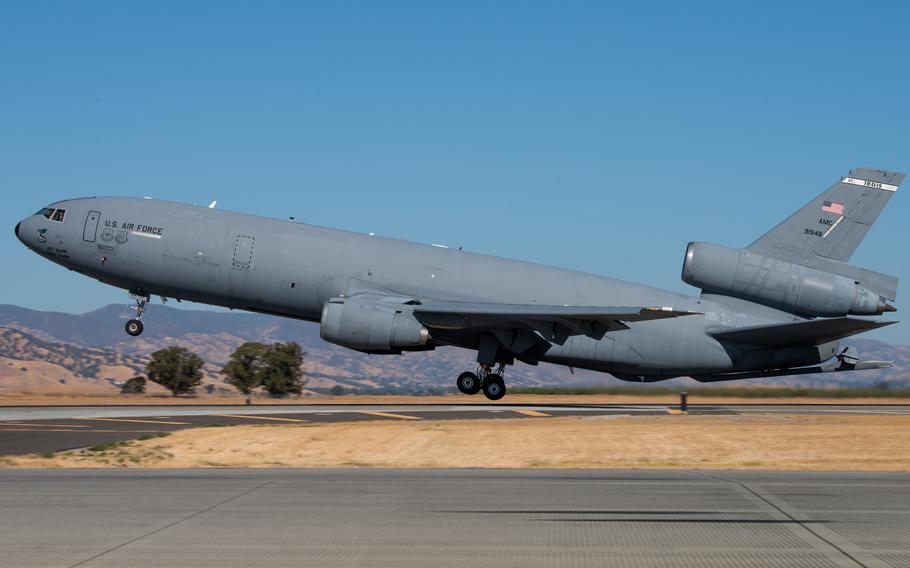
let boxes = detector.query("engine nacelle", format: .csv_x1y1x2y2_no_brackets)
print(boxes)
320,297,430,353
682,242,890,317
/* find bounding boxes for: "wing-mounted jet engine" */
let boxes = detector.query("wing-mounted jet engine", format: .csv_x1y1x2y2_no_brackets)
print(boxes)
319,296,431,354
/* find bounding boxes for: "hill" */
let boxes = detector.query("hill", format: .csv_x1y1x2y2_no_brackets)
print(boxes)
0,304,907,395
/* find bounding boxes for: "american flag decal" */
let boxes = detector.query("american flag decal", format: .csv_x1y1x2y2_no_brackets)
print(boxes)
822,201,844,215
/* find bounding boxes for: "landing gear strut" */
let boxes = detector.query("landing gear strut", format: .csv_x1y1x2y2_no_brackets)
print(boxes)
125,289,149,337
455,363,507,400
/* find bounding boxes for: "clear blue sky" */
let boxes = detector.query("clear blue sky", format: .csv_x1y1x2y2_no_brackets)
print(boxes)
2,1,908,342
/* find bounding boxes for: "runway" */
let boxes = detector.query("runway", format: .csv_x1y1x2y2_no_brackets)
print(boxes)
1,468,908,568
2,403,910,456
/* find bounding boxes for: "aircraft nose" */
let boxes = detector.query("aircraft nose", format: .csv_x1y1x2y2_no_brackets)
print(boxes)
15,217,30,246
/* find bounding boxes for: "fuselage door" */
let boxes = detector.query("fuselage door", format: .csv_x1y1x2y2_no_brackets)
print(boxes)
232,235,255,269
83,211,101,242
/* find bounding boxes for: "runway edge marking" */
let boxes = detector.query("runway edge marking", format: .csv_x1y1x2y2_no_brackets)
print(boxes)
74,417,191,425
1,423,92,428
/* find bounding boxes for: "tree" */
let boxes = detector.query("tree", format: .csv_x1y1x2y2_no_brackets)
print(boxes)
146,347,204,397
221,342,268,396
120,376,146,394
259,342,306,397
329,384,345,397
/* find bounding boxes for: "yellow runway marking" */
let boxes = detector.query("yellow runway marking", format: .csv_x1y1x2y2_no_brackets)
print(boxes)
513,409,550,417
666,409,687,415
217,414,309,423
361,411,423,420
76,417,190,425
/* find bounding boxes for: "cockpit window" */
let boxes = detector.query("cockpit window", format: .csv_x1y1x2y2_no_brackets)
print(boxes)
40,208,54,219
51,209,66,222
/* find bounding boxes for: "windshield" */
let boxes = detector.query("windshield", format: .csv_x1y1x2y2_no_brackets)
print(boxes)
37,208,66,222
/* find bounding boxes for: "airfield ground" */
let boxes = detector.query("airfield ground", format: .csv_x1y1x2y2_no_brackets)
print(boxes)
4,413,910,471
6,468,909,568
4,405,909,566
2,392,909,406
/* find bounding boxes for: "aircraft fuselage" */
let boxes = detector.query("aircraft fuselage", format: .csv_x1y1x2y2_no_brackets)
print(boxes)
15,196,837,380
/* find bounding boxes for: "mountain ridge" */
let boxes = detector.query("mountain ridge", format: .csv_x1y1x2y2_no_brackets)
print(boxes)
0,304,907,394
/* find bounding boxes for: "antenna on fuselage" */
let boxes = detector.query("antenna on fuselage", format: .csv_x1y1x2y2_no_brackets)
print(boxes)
208,200,217,209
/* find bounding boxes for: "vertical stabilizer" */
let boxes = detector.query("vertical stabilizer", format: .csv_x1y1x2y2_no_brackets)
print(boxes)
748,167,903,263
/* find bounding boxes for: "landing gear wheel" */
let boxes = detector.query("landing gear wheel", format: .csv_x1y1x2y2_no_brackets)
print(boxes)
125,319,144,337
456,372,481,395
482,373,506,401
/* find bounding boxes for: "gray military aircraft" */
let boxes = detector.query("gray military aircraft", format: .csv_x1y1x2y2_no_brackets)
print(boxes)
14,167,902,399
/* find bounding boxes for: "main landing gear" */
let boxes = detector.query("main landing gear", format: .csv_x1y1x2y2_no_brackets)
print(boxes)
456,364,507,401
124,289,150,337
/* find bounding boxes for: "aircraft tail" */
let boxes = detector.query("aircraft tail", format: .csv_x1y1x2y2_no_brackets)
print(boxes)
747,167,904,263
682,167,902,315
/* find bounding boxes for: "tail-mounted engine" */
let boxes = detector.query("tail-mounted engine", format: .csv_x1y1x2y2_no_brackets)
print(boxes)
320,297,430,354
682,242,895,317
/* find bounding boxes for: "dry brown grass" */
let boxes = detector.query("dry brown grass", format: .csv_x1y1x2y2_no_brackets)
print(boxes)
4,414,910,471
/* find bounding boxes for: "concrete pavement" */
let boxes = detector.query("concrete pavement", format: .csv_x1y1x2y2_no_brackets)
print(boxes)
1,468,908,567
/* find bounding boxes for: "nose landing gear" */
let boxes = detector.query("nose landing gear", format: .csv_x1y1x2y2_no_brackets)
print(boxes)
124,290,150,337
455,364,507,400
125,319,144,336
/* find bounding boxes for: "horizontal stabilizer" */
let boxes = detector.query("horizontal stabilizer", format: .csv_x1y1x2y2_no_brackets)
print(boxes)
707,317,896,347
692,354,893,382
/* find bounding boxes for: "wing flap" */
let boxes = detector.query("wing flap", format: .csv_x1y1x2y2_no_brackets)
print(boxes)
708,317,896,347
413,301,697,343
413,301,694,320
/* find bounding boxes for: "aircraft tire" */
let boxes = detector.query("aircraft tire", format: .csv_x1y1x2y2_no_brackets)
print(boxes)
456,372,481,395
482,374,506,401
125,319,144,337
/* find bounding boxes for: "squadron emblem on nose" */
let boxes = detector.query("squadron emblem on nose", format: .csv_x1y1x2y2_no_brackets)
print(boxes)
114,230,129,244
101,228,114,242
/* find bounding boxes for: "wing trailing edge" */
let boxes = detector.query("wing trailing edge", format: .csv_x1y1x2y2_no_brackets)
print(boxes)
412,301,698,344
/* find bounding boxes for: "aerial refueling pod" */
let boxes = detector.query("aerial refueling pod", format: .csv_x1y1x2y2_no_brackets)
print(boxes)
320,297,430,354
682,242,894,317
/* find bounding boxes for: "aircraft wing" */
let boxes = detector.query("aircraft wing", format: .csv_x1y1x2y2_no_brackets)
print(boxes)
412,301,697,344
707,317,896,348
